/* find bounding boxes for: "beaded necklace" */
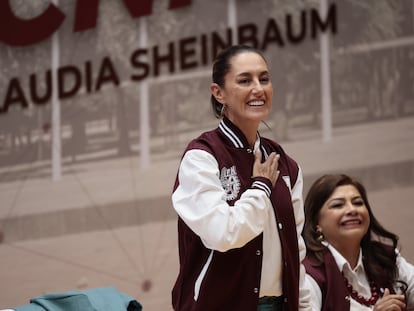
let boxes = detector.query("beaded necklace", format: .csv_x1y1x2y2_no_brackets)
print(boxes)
342,273,381,306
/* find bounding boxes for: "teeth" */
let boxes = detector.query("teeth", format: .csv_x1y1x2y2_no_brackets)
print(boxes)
343,220,360,225
248,100,264,106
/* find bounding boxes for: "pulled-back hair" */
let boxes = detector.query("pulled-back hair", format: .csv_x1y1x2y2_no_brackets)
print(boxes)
303,174,399,290
210,45,267,118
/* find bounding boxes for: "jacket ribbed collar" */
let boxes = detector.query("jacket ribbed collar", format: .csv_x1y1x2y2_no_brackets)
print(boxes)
218,117,261,151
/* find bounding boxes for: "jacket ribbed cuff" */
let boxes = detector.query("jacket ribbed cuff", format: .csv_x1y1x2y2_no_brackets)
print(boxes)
251,177,272,197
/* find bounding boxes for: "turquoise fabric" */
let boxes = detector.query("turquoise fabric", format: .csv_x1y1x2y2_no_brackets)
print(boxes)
13,287,142,311
12,305,44,311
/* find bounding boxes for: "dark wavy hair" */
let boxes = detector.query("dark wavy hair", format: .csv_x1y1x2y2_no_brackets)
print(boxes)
210,45,267,118
303,174,399,290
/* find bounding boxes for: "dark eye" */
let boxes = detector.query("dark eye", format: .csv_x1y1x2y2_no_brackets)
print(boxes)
238,78,250,85
353,200,364,206
260,76,270,84
330,202,343,209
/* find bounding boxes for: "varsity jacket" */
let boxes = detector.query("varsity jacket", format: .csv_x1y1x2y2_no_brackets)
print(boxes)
172,117,307,311
303,250,350,311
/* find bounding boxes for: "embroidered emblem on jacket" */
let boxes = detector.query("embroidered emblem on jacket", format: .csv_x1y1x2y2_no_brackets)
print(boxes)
220,166,240,201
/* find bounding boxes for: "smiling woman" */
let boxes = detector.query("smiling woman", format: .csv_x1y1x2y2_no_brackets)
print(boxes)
302,174,414,311
171,45,310,311
210,50,273,145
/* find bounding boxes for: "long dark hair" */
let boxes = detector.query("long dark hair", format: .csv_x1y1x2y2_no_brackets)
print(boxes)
303,174,399,289
210,45,267,118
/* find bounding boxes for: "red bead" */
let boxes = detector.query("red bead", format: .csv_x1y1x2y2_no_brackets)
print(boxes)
342,273,379,306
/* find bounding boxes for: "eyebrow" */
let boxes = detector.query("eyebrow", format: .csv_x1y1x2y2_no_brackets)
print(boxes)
236,70,270,77
327,197,344,204
327,195,363,204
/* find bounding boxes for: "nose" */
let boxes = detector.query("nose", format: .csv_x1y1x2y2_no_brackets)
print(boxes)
252,79,264,94
345,202,358,214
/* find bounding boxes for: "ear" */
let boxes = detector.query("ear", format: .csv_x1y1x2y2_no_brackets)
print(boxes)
210,83,225,104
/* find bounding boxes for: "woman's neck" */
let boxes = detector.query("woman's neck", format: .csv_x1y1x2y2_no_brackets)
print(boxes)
227,117,259,148
245,132,257,148
336,245,360,269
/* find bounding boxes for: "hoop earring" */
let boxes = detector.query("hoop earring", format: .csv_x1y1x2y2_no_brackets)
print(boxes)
220,104,225,117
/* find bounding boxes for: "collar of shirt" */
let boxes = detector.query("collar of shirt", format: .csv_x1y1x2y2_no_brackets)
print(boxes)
253,134,260,153
325,243,364,274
